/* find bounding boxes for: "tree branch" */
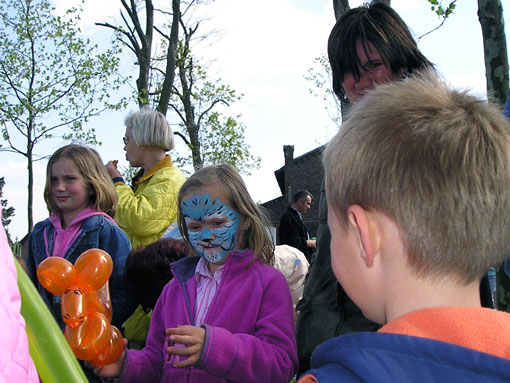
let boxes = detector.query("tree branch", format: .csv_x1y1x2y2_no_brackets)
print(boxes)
173,130,190,146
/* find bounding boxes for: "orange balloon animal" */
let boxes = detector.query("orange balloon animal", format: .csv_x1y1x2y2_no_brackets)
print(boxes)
37,248,124,365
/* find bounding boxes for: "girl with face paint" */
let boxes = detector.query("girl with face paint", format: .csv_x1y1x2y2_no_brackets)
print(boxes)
92,164,298,383
180,189,241,268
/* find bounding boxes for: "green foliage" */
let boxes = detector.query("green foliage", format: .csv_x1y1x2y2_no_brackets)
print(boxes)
167,38,260,175
0,0,128,151
0,176,14,227
426,0,456,18
0,0,128,231
0,176,15,243
200,112,260,175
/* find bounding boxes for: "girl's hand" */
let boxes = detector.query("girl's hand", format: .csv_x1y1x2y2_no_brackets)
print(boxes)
105,160,122,179
87,339,128,378
166,325,205,368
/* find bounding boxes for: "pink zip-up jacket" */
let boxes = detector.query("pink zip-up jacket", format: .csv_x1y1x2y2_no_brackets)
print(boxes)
117,249,298,383
0,223,38,382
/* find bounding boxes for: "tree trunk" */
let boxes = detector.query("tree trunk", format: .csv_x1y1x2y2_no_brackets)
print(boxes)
477,0,509,105
332,0,350,21
137,0,154,106
371,0,391,5
156,0,180,115
27,149,33,233
478,0,510,312
332,0,390,20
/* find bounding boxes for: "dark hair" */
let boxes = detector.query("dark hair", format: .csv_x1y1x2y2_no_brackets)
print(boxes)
124,238,190,312
292,190,312,204
328,3,434,100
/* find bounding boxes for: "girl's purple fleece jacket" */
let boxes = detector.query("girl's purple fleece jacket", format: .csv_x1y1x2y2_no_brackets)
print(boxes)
116,249,298,383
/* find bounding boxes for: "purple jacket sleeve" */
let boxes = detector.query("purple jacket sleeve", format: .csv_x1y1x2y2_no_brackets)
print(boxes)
196,268,298,382
118,284,171,383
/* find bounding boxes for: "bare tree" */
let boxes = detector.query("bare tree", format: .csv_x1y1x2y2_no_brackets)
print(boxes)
333,0,390,20
169,23,260,173
97,0,181,114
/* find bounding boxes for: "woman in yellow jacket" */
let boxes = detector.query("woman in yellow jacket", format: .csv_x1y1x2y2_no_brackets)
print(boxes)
106,108,186,344
107,108,186,248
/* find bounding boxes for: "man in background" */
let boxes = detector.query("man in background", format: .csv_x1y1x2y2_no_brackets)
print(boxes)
278,190,316,263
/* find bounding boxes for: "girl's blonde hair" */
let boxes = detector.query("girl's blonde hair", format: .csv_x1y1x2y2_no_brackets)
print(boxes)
44,144,118,218
177,164,274,265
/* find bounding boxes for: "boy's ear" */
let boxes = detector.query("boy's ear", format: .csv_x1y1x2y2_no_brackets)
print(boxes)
346,205,380,268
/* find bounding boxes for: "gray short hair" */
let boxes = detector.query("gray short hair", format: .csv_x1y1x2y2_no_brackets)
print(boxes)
124,108,175,151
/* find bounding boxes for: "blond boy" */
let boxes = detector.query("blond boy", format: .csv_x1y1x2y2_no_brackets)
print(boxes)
298,71,510,382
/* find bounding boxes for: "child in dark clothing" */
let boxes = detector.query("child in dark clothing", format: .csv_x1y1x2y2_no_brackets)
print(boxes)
123,238,191,348
125,238,190,313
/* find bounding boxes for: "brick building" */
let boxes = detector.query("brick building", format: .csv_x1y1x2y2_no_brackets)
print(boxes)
261,144,324,243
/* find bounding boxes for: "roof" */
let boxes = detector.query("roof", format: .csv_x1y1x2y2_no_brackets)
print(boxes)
274,145,325,194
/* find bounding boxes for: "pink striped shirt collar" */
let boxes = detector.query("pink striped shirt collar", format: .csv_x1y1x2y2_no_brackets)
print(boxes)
194,257,225,327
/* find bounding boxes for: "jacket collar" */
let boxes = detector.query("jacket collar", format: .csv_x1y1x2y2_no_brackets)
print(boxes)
172,249,256,284
136,155,173,185
379,306,510,359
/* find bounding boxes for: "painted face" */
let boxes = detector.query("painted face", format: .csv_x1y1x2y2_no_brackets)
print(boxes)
181,193,241,264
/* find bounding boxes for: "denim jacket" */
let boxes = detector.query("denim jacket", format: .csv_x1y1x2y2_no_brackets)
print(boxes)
27,215,137,330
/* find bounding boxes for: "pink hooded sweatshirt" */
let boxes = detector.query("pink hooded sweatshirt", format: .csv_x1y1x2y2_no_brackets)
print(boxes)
0,222,39,382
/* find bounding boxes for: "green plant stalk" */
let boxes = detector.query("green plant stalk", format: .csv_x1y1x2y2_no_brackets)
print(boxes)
15,258,87,383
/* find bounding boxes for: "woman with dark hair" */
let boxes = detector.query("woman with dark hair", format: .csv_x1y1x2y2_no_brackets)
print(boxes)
327,3,433,102
297,4,496,377
296,3,436,375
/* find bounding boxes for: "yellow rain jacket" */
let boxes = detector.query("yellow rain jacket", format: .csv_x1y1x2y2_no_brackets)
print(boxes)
114,155,186,250
115,155,185,343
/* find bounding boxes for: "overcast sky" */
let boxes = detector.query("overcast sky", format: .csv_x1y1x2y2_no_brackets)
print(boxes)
3,0,508,239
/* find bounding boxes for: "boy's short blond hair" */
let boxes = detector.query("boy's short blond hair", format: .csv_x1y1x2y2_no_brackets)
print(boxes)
324,70,510,282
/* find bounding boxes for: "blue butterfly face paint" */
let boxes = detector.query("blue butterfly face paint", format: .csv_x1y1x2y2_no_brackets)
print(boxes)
181,193,241,263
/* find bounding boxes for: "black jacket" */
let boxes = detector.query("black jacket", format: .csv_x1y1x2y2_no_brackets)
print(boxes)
278,207,313,262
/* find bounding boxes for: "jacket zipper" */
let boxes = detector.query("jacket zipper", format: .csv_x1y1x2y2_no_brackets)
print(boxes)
180,279,194,383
